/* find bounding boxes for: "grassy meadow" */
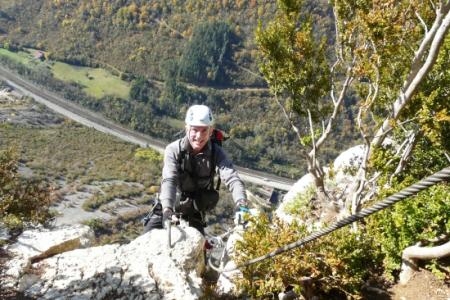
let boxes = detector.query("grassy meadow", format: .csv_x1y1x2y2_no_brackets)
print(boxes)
52,62,130,99
0,48,130,100
0,48,33,65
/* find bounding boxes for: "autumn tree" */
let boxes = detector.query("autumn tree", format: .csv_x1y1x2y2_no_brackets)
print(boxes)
255,0,450,288
256,0,449,206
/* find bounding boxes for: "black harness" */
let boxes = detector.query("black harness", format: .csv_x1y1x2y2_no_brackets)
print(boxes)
177,139,221,194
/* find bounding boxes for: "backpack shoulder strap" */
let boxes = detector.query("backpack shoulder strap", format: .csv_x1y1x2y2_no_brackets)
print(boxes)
177,139,186,173
211,142,221,191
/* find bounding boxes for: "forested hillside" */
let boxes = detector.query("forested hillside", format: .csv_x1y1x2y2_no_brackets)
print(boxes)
0,0,356,178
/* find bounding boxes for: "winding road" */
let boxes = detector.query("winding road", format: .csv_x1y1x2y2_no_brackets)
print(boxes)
0,65,296,191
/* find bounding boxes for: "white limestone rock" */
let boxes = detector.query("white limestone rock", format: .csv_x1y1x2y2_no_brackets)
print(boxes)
2,224,94,289
275,172,316,224
3,225,205,300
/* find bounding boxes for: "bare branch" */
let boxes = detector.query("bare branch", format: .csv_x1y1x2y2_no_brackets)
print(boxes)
429,0,436,11
415,11,429,33
389,132,417,184
419,233,450,246
332,5,344,62
400,240,450,284
445,152,450,163
330,60,339,105
348,103,372,213
274,94,301,140
307,109,317,170
314,64,354,151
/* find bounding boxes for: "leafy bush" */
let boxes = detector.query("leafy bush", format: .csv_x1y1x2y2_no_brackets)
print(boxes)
134,148,163,163
234,215,380,298
0,149,54,231
367,184,449,279
367,133,450,279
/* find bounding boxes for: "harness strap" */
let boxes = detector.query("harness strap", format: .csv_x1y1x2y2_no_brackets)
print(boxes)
177,139,218,191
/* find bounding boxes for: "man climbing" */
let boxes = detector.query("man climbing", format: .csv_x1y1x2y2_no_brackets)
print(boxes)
144,104,248,235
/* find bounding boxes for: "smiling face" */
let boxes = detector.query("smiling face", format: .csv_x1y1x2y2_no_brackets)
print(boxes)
186,125,213,154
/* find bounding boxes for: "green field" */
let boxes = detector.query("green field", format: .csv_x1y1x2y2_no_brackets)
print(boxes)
0,48,32,65
52,62,130,100
163,117,185,130
0,48,130,100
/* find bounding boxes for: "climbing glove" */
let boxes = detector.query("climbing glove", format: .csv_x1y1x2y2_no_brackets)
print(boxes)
235,199,249,212
234,199,249,226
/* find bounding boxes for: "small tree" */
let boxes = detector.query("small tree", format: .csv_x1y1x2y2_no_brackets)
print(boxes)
256,0,450,209
250,0,450,291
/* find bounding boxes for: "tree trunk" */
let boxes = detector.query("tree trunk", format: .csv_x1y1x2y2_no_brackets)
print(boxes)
307,159,329,202
399,240,450,284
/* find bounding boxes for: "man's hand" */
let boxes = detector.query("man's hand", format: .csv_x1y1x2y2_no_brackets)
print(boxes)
162,208,174,228
234,199,249,226
235,199,249,212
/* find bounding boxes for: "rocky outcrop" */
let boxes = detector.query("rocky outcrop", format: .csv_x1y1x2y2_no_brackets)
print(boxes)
2,224,94,289
2,224,205,299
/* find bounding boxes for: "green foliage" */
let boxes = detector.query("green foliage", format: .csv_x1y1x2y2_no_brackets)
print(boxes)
367,184,449,279
334,0,437,118
367,133,450,279
234,215,380,298
178,21,234,85
129,76,153,102
407,36,450,151
0,149,54,230
256,0,331,120
283,185,316,218
134,148,163,163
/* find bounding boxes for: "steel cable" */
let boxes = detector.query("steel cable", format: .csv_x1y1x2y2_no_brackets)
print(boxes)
209,167,450,273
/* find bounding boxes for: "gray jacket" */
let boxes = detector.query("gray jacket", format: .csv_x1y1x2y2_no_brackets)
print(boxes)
160,136,246,210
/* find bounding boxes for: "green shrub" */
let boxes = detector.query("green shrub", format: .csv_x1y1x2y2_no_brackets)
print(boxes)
134,148,163,163
367,184,449,279
234,215,379,298
0,149,54,231
367,134,449,280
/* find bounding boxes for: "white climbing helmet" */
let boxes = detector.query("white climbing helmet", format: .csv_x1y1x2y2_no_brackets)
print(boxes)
185,105,214,126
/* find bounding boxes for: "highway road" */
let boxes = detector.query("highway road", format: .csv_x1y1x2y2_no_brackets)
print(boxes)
0,66,296,191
